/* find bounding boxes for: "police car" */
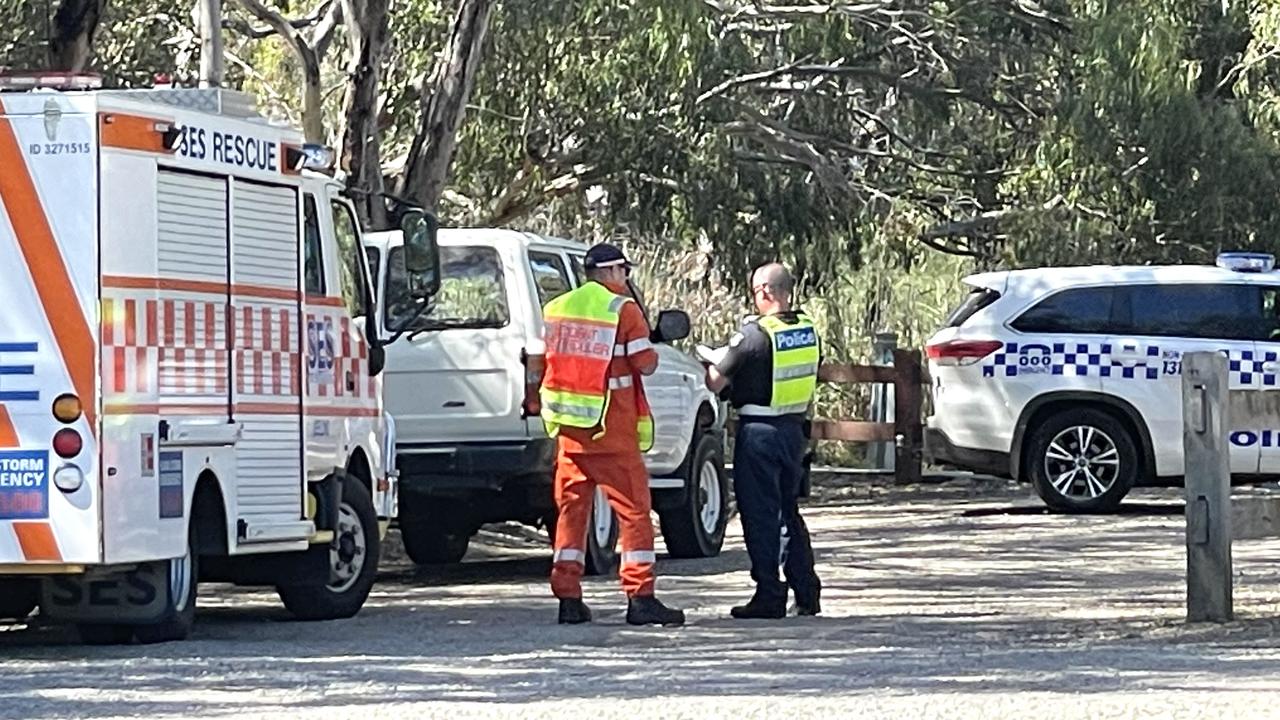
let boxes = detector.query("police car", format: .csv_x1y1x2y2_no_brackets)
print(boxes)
925,252,1280,512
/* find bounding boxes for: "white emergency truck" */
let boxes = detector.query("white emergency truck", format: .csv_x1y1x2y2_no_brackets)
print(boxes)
0,75,440,643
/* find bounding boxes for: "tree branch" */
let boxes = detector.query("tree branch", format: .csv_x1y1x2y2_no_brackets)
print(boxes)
221,0,334,40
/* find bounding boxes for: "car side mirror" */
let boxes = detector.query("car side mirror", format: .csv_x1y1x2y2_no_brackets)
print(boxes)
399,209,441,297
651,309,691,344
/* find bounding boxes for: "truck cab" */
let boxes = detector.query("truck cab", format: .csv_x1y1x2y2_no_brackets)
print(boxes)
365,229,729,571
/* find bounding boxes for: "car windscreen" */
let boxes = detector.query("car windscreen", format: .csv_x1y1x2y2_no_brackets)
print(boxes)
384,245,510,330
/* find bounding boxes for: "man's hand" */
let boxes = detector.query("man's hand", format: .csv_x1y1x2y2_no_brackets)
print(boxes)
705,363,729,393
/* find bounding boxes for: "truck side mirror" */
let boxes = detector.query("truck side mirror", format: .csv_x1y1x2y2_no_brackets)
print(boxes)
651,310,691,344
400,209,440,298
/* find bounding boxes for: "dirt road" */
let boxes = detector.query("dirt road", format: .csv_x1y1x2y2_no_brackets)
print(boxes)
4,477,1280,719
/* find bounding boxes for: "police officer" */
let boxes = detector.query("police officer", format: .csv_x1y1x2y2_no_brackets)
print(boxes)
706,263,822,619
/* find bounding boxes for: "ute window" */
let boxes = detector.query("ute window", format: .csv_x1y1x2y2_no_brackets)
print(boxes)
303,195,325,295
331,201,368,318
385,245,509,330
569,255,587,286
1012,287,1115,334
529,251,572,305
1123,284,1259,341
945,287,1000,328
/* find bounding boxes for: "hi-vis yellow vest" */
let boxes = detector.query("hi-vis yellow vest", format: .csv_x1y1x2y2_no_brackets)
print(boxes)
540,282,654,451
750,314,820,416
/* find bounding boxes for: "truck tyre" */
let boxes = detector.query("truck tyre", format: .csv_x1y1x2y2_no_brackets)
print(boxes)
584,487,619,576
0,580,38,620
400,522,471,565
1027,407,1140,513
278,474,380,621
658,433,729,558
133,529,199,644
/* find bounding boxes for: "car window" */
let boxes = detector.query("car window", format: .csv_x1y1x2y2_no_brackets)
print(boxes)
1261,288,1280,341
529,250,572,305
1124,284,1259,341
303,195,325,295
385,245,509,330
945,287,1000,328
1011,287,1115,334
569,254,587,286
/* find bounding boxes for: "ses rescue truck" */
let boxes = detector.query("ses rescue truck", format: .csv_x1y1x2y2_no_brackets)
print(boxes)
0,76,439,644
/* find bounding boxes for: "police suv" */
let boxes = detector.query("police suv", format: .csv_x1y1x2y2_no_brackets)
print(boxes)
925,252,1280,512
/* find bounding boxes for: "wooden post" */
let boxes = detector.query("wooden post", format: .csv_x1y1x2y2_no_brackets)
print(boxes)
892,349,923,484
1181,351,1233,623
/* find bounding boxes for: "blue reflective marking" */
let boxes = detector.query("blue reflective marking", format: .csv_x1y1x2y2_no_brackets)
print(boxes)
0,366,33,375
0,343,37,353
0,391,39,401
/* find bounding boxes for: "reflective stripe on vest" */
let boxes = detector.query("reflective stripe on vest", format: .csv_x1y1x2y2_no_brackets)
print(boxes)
746,314,820,417
540,282,654,451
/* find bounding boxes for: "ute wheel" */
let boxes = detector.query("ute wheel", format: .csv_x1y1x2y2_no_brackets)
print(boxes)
658,433,729,558
1027,407,1140,513
400,522,471,565
584,487,619,576
278,474,380,621
0,580,39,621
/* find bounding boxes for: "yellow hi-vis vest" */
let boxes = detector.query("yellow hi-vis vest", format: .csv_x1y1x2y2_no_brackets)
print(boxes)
744,314,820,416
540,282,654,451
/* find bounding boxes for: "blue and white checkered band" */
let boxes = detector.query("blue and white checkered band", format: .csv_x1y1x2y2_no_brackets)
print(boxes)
981,342,1277,387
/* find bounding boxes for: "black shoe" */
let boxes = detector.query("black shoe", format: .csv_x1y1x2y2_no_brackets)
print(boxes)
626,596,686,627
558,598,592,625
796,597,822,617
731,592,786,620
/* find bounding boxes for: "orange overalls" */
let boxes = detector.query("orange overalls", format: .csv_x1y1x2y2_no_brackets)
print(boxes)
541,285,659,599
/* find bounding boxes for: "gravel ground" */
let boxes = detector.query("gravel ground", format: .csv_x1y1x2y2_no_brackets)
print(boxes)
4,476,1280,719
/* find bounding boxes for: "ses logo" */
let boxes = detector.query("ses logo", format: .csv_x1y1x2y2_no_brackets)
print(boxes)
0,450,48,520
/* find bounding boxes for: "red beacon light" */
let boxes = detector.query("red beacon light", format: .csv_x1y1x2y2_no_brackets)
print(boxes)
0,71,103,92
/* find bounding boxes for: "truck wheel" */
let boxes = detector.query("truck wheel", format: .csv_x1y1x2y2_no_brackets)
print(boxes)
658,433,729,558
400,522,470,565
77,623,135,645
278,474,380,621
584,487,619,576
0,580,38,620
1027,407,1140,513
133,540,199,644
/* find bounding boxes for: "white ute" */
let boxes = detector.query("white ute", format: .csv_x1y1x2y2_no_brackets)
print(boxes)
365,229,729,571
0,76,439,643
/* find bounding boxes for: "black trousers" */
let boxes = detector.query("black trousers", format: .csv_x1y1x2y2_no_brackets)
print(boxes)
733,415,821,603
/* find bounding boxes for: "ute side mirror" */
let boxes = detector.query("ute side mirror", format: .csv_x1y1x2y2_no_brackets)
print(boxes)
651,310,691,344
385,208,441,335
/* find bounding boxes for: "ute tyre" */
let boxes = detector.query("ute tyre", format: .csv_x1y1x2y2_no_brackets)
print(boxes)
0,580,39,620
584,488,619,577
1027,407,1139,514
278,474,380,621
658,433,729,558
400,521,471,565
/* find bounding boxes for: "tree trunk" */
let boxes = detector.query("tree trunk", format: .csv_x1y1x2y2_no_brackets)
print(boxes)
299,45,324,143
339,0,391,229
196,0,225,87
50,0,104,73
398,0,494,213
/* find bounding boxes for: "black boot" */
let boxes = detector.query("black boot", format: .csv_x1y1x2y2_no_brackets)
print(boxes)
626,596,685,627
558,598,592,625
795,595,822,617
731,589,786,620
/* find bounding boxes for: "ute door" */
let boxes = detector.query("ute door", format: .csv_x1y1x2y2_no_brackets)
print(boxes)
381,242,526,443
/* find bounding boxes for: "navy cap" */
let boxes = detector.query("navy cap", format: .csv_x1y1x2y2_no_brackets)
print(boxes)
584,243,633,270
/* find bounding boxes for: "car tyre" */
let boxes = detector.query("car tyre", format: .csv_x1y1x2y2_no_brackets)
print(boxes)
133,524,199,644
278,474,380,621
1026,406,1140,513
